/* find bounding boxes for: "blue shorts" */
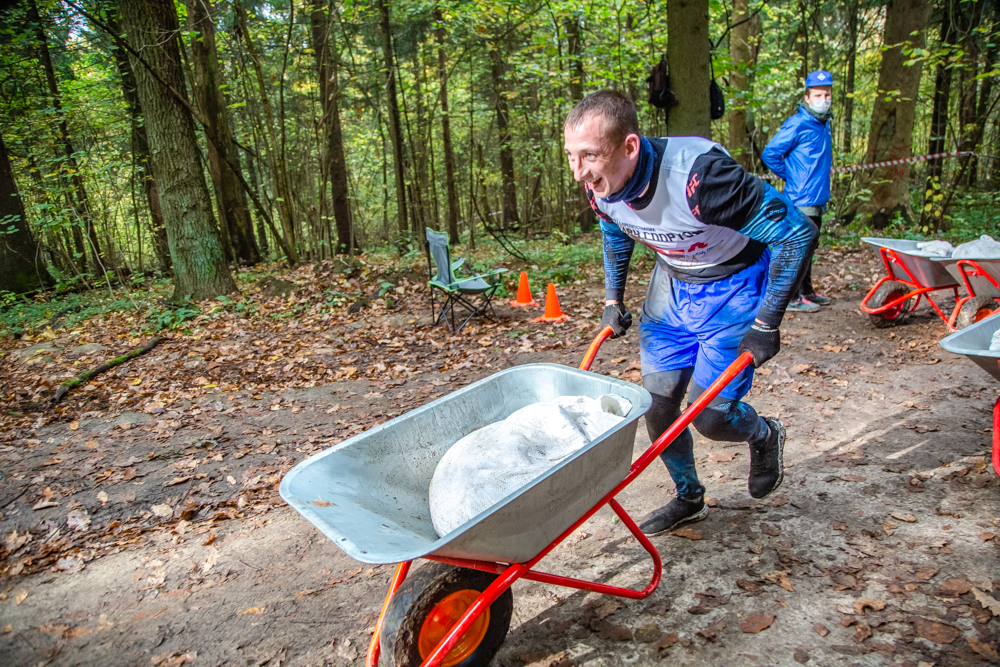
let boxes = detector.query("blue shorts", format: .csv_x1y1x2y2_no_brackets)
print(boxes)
638,250,769,401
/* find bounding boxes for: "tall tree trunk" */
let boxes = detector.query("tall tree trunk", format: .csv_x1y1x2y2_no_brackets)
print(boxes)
117,0,236,300
488,40,519,230
842,0,859,155
235,0,299,265
666,0,711,137
435,8,460,245
565,12,592,232
857,0,929,229
969,40,998,186
309,0,353,255
923,2,955,226
956,0,984,185
105,9,172,275
187,0,261,266
27,0,107,277
728,0,753,169
0,132,50,293
377,0,409,238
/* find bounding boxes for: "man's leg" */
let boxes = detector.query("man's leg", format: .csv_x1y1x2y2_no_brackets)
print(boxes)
799,213,832,305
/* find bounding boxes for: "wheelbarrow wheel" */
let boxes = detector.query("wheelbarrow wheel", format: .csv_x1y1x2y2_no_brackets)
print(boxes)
867,280,912,328
955,296,998,329
379,563,513,667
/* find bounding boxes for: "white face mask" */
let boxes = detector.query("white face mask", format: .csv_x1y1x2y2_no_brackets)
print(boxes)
808,98,831,114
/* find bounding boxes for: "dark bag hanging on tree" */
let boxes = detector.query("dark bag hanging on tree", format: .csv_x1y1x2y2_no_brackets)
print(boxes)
709,51,725,120
646,55,678,110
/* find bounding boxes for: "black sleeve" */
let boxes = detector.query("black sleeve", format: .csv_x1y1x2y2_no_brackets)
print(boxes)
685,147,764,227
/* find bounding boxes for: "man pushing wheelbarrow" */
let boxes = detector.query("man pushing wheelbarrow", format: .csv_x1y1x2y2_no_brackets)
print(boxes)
565,90,819,535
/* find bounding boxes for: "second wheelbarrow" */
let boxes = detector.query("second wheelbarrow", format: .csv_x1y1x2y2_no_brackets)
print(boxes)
280,327,754,667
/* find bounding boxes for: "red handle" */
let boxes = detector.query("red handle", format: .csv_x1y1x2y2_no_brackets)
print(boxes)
579,326,615,371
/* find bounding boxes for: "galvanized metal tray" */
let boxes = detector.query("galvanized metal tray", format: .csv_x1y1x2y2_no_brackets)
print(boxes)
862,237,958,289
279,363,652,565
940,311,1000,382
938,257,1000,299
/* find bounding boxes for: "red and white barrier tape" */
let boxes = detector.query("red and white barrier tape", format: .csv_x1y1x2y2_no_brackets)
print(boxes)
759,150,977,180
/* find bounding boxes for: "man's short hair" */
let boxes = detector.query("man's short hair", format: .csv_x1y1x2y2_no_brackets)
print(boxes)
564,90,639,148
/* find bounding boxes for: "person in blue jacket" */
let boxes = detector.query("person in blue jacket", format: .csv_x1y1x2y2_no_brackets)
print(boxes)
564,90,817,535
762,70,834,313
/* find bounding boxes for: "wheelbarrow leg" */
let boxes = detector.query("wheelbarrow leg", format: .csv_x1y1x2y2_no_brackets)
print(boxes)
993,395,1000,478
367,561,412,667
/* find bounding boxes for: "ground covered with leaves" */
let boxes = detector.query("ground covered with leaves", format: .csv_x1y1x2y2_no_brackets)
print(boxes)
0,242,998,666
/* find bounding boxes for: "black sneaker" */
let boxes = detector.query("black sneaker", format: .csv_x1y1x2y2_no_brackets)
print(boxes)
638,496,708,536
748,417,785,499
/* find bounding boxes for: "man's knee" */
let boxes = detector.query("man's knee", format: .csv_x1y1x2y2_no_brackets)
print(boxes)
691,401,754,442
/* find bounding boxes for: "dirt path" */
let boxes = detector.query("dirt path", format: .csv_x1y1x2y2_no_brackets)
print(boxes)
2,250,999,666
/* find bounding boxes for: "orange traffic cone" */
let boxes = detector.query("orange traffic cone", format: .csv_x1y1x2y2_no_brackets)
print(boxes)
535,283,570,322
509,271,539,308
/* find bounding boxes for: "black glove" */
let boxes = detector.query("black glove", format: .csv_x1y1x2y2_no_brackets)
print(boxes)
737,324,780,368
600,303,633,339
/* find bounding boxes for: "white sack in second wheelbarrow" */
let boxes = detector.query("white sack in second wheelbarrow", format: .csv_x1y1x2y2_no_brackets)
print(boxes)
428,394,632,537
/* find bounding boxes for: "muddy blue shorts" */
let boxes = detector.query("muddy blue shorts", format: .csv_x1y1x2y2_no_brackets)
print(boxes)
637,249,769,401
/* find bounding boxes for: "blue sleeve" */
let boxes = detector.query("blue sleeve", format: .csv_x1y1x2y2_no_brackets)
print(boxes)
738,187,819,328
600,218,634,303
761,118,798,181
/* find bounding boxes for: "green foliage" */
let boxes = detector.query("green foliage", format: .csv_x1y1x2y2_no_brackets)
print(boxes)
146,297,200,331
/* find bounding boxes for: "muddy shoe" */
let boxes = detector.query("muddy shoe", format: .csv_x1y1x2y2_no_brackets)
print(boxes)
803,292,833,306
748,417,785,499
639,496,708,536
786,297,820,313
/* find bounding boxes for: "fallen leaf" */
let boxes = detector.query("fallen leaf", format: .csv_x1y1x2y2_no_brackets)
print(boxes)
913,617,961,644
769,493,789,507
150,651,197,666
762,571,794,592
853,623,872,642
163,476,192,487
760,522,781,537
890,512,917,523
915,566,939,581
653,631,678,652
66,509,90,532
736,578,763,594
201,548,218,574
939,579,972,595
14,590,27,605
312,498,334,507
32,498,59,510
813,623,829,637
238,607,266,615
670,527,702,540
69,421,79,430
972,587,1000,616
853,599,886,615
793,646,810,664
56,556,85,573
882,519,897,536
709,451,737,462
839,474,867,482
741,613,775,634
979,531,996,542
967,636,999,660
791,364,810,374
831,521,847,531
596,621,632,641
150,504,173,518
97,490,108,505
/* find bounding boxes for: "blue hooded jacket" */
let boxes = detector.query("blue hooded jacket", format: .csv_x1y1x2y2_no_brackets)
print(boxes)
761,105,832,208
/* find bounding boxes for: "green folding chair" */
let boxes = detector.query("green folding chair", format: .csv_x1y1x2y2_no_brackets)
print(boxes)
425,229,507,333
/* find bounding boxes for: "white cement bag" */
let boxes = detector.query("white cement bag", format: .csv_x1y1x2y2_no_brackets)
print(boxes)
914,240,953,257
428,395,632,537
954,235,1000,259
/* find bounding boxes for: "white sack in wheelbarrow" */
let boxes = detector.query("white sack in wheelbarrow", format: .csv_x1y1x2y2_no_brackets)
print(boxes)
428,395,632,537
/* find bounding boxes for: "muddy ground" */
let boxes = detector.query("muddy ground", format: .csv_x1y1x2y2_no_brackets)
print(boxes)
1,247,999,667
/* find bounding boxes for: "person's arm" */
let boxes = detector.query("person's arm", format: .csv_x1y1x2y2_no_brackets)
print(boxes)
760,117,798,181
687,148,818,330
600,218,634,304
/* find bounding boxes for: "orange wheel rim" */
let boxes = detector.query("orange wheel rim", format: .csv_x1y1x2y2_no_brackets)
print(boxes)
417,589,490,667
974,307,996,323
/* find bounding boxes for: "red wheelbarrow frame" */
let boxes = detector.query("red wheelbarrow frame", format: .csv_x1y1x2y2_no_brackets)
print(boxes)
860,247,960,329
951,260,1000,328
365,327,754,667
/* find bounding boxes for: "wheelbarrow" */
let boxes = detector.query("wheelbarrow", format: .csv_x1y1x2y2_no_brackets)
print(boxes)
938,257,1000,329
859,237,960,329
279,328,754,667
940,311,1000,478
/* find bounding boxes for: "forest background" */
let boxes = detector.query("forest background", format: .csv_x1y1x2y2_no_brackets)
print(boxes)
0,0,998,308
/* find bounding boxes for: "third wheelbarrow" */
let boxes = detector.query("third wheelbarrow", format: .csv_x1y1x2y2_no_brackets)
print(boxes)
280,328,754,667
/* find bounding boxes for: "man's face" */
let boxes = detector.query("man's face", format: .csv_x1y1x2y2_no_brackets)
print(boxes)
804,85,832,107
563,115,639,199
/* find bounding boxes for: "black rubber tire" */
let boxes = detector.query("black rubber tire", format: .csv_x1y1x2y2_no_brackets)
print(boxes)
379,563,513,667
955,296,999,329
867,280,913,328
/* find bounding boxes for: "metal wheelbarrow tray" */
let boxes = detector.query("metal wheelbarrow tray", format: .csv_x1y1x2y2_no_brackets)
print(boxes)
939,311,1000,477
280,362,652,565
936,257,1000,327
860,237,960,329
281,328,753,667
